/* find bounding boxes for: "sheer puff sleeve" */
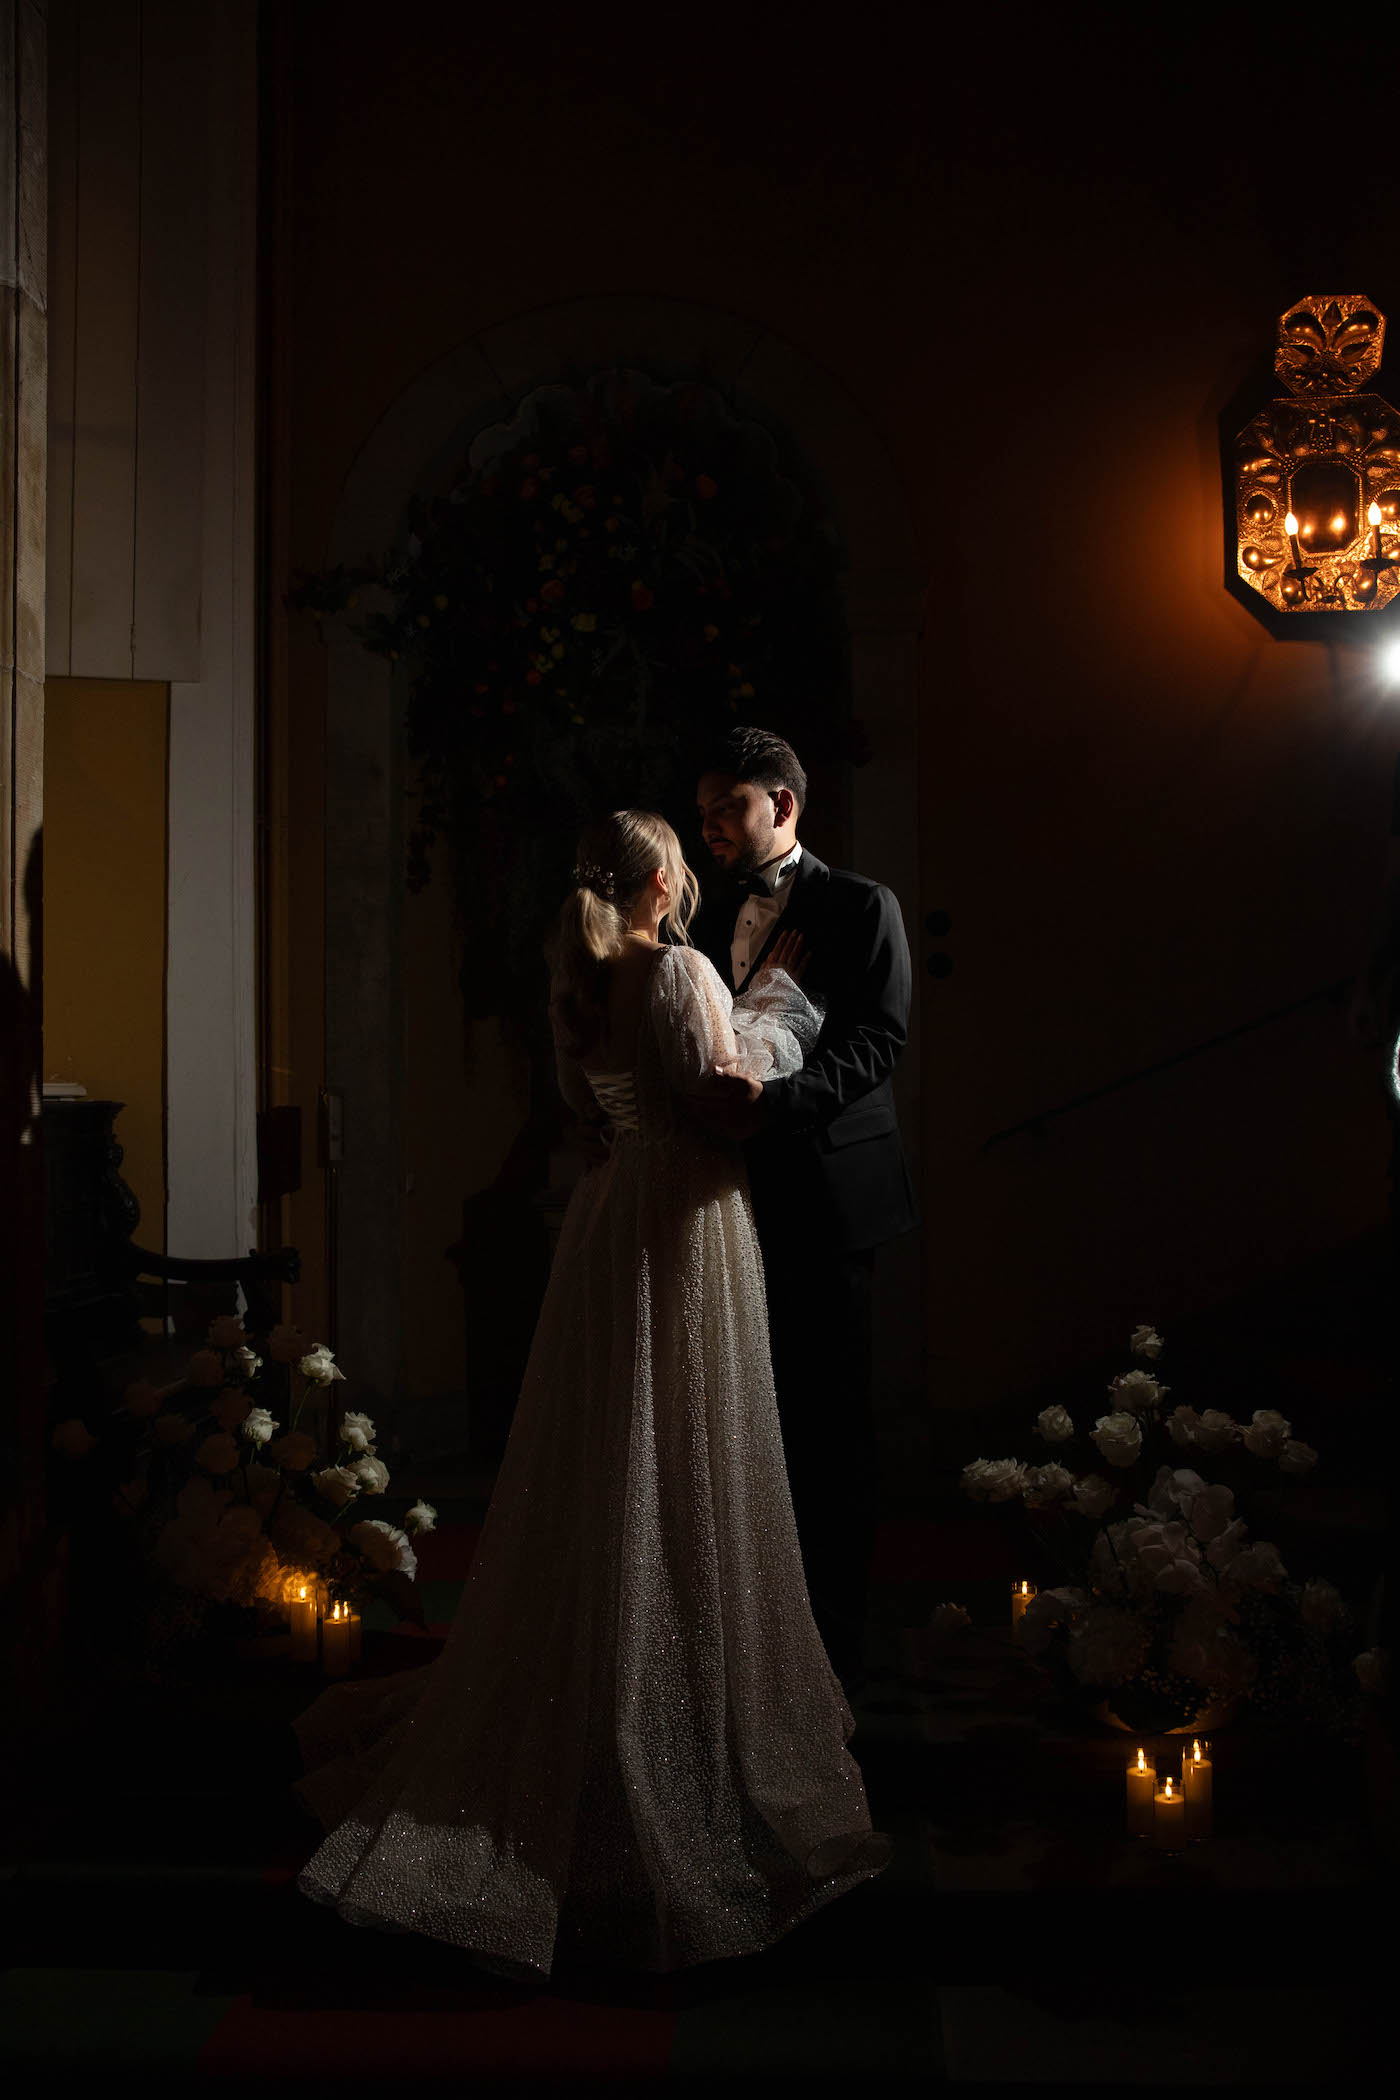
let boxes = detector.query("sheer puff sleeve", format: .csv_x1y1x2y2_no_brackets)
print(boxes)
650,945,823,1096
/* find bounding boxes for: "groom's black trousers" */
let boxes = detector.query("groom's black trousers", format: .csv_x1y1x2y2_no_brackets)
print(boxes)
756,1229,879,1686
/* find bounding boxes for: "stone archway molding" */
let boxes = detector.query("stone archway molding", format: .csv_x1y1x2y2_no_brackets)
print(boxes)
320,295,928,1421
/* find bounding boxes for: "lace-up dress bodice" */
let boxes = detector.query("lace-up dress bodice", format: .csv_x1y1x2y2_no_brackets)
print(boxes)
582,1069,640,1133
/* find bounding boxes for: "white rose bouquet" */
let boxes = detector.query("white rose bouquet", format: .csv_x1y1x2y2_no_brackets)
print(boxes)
50,1311,436,1685
960,1325,1379,1742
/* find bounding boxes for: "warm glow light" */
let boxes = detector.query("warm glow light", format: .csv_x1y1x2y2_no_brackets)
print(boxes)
1370,502,1383,527
1381,639,1400,684
1331,513,1347,533
1284,511,1299,536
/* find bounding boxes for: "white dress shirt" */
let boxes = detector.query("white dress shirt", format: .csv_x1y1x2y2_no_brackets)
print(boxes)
731,842,803,990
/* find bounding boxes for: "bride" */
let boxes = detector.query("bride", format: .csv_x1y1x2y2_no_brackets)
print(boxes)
291,808,893,1981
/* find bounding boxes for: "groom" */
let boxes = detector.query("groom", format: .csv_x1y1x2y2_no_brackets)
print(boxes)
691,726,918,1692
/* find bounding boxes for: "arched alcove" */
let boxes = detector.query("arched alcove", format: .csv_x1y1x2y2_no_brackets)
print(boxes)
318,296,928,1461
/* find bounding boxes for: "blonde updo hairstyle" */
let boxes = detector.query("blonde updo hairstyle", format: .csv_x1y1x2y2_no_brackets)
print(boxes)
547,809,700,1059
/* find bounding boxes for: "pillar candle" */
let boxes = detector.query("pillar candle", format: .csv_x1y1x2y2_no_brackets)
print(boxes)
321,1600,351,1677
347,1608,362,1665
1183,1739,1213,1842
288,1583,318,1663
1009,1580,1037,1631
1125,1746,1156,1838
1153,1774,1185,1851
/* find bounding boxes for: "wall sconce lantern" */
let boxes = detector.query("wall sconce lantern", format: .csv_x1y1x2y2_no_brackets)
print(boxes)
1233,295,1400,616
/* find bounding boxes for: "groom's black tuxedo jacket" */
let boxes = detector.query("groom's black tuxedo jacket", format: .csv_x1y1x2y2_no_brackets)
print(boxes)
693,847,919,1256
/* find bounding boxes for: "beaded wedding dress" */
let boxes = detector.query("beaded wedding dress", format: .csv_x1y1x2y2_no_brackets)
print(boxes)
291,943,893,1980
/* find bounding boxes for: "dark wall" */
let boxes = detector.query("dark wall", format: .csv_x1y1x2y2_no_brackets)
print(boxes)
276,6,1399,1407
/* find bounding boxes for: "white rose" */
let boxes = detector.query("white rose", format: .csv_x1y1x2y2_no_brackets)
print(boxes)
349,1517,418,1581
299,1344,346,1386
1071,1473,1116,1519
349,1454,390,1495
1130,1325,1164,1359
1193,1409,1241,1454
52,1418,98,1458
1300,1578,1345,1632
232,1345,262,1379
1091,1411,1142,1468
1066,1604,1151,1686
1035,1405,1075,1444
1241,1409,1291,1458
1186,1481,1236,1543
241,1406,278,1445
264,1430,320,1472
311,1464,361,1508
1278,1438,1318,1475
1205,1517,1249,1571
1021,1463,1075,1507
1107,1369,1168,1415
338,1410,377,1454
404,1499,437,1533
194,1431,241,1475
1165,1405,1202,1449
1354,1648,1391,1694
960,1457,1029,1503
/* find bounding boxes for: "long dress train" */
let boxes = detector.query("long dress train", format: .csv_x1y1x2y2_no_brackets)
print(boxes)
290,943,893,1978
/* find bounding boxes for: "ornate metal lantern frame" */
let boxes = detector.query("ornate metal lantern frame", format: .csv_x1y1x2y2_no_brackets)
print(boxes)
1231,295,1400,624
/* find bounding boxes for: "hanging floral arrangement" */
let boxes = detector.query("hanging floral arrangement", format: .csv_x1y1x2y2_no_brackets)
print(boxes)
291,366,857,1033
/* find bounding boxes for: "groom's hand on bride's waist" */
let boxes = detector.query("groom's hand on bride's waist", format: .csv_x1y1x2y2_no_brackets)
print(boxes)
692,1066,767,1141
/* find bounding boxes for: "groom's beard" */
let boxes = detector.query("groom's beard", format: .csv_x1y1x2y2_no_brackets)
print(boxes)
721,819,778,882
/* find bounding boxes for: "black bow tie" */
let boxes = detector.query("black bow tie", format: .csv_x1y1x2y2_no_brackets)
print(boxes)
741,875,775,899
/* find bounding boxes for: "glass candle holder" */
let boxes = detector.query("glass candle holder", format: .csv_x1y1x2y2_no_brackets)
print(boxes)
1153,1774,1186,1852
1125,1746,1157,1838
1182,1737,1213,1842
1009,1580,1037,1632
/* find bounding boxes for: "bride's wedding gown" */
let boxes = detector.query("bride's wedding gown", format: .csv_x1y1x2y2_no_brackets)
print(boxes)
291,943,893,1979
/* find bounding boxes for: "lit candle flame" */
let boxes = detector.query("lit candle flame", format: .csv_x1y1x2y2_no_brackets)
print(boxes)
1370,502,1383,527
1137,1748,1147,1771
1191,1740,1200,1763
1331,513,1347,534
1164,1778,1174,1798
1285,511,1299,537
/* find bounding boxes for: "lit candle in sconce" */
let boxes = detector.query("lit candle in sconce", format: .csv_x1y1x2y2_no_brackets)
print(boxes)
1125,1745,1156,1838
1153,1772,1185,1851
1182,1738,1213,1842
1009,1580,1037,1631
321,1599,351,1677
1284,511,1307,575
1370,501,1384,562
288,1581,318,1662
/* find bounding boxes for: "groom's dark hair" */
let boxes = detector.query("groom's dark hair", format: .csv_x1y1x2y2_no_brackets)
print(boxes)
700,725,807,816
